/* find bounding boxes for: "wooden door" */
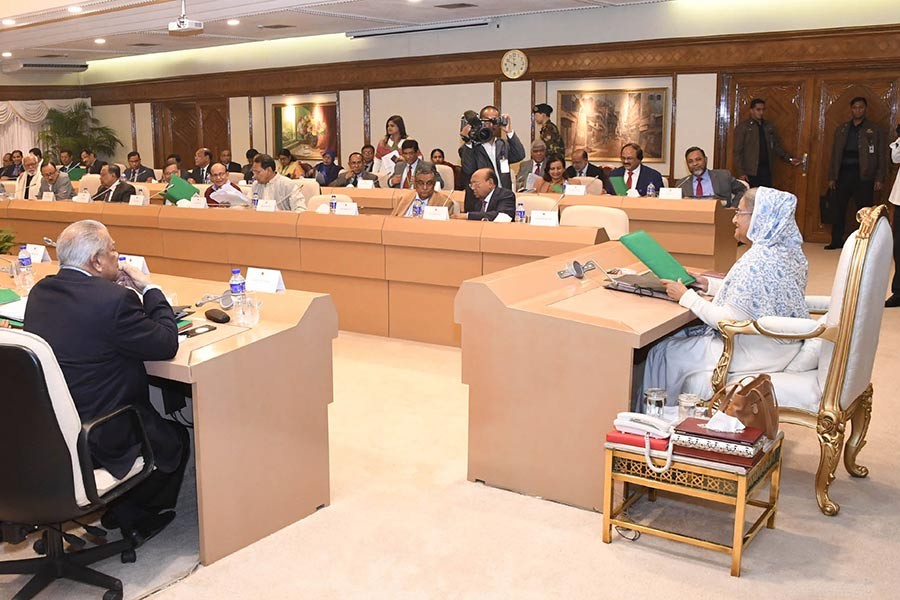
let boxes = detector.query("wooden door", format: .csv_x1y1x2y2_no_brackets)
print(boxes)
804,73,899,242
152,100,230,169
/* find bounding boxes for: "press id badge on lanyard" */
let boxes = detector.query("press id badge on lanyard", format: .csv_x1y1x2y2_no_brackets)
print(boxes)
869,143,876,154
499,159,510,174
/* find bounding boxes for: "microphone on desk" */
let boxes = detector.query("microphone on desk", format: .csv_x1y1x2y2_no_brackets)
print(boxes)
195,290,234,310
0,256,14,278
550,188,567,211
42,236,57,248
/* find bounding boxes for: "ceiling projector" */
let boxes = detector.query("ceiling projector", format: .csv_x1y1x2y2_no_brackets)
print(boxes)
168,16,204,35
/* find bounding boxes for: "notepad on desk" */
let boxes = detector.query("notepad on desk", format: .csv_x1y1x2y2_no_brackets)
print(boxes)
0,297,28,322
619,230,695,286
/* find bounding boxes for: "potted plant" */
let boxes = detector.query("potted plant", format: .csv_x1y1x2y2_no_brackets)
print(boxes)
0,229,14,256
37,101,122,162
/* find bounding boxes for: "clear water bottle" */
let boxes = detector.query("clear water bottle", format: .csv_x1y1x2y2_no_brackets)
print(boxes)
252,191,259,209
329,194,338,214
412,197,423,218
229,268,245,296
515,202,526,223
17,245,34,293
645,182,657,198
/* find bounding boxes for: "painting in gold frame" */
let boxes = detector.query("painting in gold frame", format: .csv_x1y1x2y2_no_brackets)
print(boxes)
556,88,667,163
273,102,339,161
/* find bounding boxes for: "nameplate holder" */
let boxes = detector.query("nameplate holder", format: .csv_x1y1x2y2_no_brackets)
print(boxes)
659,187,683,200
189,195,208,209
26,244,51,264
530,210,560,227
121,254,150,274
314,203,331,214
73,191,91,203
40,192,55,202
335,201,359,216
129,194,149,206
246,267,285,293
357,179,375,189
565,184,586,196
423,206,449,221
256,199,277,213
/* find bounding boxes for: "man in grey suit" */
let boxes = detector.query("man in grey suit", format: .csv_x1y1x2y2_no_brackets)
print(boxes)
38,162,75,200
332,152,381,187
515,140,547,191
389,139,443,189
677,146,746,207
458,105,526,190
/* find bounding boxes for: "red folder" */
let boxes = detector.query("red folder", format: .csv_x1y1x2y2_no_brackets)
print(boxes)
673,445,763,468
606,430,669,451
674,417,764,446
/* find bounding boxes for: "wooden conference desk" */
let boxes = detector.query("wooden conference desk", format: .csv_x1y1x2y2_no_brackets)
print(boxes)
0,200,604,346
455,242,696,510
4,263,338,565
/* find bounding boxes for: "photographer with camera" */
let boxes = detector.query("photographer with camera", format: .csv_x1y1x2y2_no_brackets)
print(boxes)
458,105,526,191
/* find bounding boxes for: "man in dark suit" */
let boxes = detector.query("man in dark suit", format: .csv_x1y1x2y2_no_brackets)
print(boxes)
123,151,155,183
453,167,515,221
0,149,23,180
188,147,213,184
609,143,665,196
58,149,80,173
332,152,381,187
219,149,242,173
733,98,800,188
677,146,746,207
458,105,526,191
96,164,137,203
80,148,107,175
565,148,614,194
515,140,547,192
389,140,443,189
24,220,189,543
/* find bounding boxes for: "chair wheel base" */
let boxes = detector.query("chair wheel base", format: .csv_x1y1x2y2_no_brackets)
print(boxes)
120,549,136,564
32,537,46,555
103,589,124,600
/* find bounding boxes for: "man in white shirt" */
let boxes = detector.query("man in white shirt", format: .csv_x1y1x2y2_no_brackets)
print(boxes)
14,153,42,200
250,154,307,211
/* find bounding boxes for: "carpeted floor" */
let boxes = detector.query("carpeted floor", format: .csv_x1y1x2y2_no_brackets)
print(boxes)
3,242,899,599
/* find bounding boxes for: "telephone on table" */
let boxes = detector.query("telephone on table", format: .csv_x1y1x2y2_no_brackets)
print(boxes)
614,412,674,473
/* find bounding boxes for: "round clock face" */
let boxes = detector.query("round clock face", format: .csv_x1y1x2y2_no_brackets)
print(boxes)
501,49,528,79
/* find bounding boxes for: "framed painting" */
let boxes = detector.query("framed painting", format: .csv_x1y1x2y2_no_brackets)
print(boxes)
556,89,667,163
273,102,339,161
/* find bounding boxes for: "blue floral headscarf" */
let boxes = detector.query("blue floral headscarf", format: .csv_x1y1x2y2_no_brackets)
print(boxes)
713,187,809,320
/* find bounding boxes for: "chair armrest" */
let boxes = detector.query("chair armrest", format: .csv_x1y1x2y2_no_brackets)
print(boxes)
76,405,156,507
755,316,827,339
805,295,830,315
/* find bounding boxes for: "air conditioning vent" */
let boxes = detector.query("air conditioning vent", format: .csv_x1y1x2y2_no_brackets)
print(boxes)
38,54,66,58
436,3,478,8
1,60,88,73
130,43,160,47
257,24,294,29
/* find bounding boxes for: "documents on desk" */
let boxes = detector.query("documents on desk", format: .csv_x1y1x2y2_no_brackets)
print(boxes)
0,296,27,321
210,187,250,207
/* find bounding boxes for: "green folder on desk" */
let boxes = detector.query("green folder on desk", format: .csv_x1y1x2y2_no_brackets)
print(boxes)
66,167,86,182
0,289,20,305
619,230,695,286
163,175,199,204
609,175,628,196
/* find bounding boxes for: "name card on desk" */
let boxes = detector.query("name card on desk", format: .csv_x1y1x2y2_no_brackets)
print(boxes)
26,244,51,264
335,201,359,216
256,199,277,213
189,195,208,209
246,267,285,293
357,179,375,189
659,187,683,199
121,254,150,274
530,210,559,227
564,184,586,196
40,192,55,202
73,190,91,203
423,205,449,221
129,194,149,206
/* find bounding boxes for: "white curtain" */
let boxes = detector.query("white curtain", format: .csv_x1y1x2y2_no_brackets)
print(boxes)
0,98,89,155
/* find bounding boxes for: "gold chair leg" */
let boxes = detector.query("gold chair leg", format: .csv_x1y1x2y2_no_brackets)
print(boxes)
815,412,845,516
844,384,873,478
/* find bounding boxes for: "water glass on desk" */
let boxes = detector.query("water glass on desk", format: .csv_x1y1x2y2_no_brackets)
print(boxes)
234,292,261,327
643,388,666,418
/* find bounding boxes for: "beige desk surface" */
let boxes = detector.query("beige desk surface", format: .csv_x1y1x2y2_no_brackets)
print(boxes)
10,263,338,566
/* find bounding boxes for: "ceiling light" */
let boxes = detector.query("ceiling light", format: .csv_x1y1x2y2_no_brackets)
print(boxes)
68,5,83,13
1,52,11,58
227,19,240,26
1,19,15,26
94,38,106,44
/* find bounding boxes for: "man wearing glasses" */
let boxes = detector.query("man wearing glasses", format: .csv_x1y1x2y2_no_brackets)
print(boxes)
453,167,516,221
38,161,75,200
392,165,455,217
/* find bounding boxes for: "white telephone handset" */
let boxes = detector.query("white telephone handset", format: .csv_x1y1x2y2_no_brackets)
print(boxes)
614,412,675,474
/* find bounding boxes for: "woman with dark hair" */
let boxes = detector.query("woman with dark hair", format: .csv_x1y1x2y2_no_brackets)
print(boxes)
309,149,341,186
430,148,463,191
276,148,300,178
534,156,568,194
375,115,408,174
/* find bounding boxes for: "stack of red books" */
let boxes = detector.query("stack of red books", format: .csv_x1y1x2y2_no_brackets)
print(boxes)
605,430,669,451
671,418,766,467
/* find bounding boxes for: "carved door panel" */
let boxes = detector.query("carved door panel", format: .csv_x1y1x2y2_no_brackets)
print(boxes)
805,74,899,242
198,102,230,162
152,100,231,170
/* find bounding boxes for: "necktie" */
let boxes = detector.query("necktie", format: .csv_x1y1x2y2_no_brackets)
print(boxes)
24,174,33,199
626,170,633,189
482,199,489,213
351,176,357,187
534,163,541,175
406,164,414,189
695,177,703,197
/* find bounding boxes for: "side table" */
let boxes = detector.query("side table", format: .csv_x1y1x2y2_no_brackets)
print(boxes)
602,435,782,576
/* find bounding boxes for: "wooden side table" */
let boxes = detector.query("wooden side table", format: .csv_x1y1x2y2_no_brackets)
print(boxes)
602,436,782,576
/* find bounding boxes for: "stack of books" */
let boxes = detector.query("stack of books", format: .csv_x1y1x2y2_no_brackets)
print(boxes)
671,418,766,467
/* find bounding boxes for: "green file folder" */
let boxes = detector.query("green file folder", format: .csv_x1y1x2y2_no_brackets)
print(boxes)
619,230,696,286
609,175,628,196
66,167,87,182
0,288,20,305
163,175,199,204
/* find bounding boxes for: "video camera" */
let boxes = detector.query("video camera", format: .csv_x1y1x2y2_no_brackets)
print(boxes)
460,110,509,143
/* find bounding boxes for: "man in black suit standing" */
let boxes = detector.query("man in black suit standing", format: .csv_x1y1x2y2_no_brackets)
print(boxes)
95,164,137,202
609,143,665,196
24,220,189,543
565,148,614,194
453,167,516,221
458,105,526,191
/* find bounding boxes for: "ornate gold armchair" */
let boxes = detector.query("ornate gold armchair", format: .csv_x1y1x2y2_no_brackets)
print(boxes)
709,205,893,515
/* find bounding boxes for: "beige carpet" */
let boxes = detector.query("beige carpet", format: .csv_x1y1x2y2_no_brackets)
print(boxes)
6,242,900,598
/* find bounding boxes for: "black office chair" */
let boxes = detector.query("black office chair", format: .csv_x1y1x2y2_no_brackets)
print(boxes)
0,329,155,600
